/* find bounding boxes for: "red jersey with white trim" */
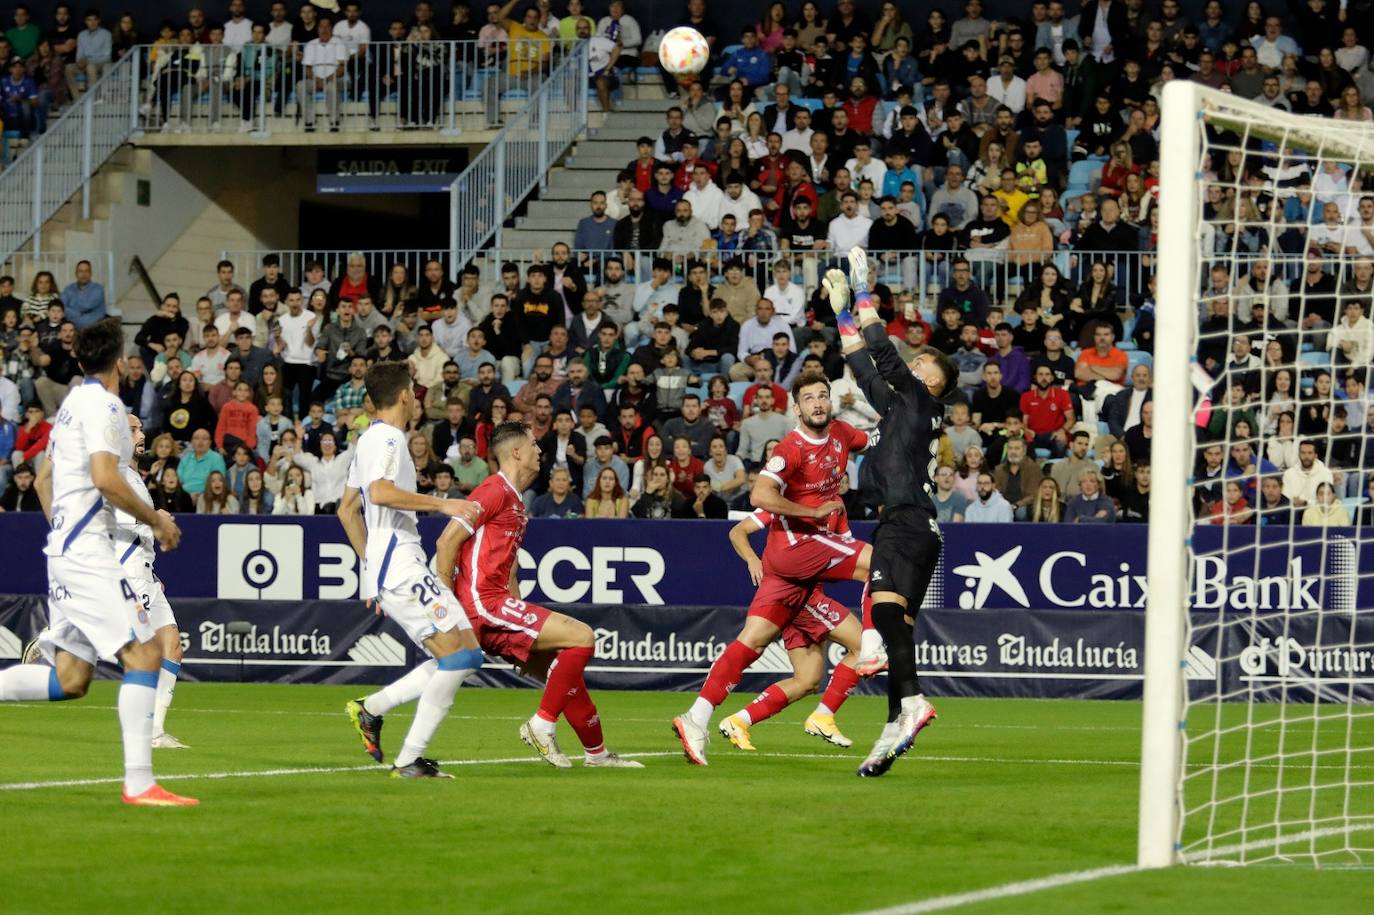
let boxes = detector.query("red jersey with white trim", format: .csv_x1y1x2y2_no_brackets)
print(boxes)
453,471,528,603
758,420,868,547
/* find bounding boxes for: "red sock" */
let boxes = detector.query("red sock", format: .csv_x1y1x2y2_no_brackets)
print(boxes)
861,582,873,631
537,645,593,724
819,663,860,714
743,683,792,725
699,640,762,707
564,686,604,753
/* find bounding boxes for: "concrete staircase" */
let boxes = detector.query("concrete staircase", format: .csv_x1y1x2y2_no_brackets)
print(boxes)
500,88,670,254
37,146,149,259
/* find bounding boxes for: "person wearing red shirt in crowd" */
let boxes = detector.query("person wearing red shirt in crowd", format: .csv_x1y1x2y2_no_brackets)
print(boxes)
1019,364,1076,457
673,136,716,191
214,380,262,453
742,362,789,415
673,371,874,765
753,134,789,213
628,136,658,192
668,435,705,498
436,422,643,769
613,403,654,461
330,252,380,309
771,159,818,227
14,402,50,464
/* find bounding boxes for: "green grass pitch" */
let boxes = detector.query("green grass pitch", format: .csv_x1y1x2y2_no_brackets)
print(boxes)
2,683,1372,914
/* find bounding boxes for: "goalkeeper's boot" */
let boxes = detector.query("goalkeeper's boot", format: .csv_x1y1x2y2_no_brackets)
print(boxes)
345,698,385,763
390,757,453,779
519,719,573,769
847,245,870,290
857,723,900,778
671,715,710,766
803,711,853,748
854,628,889,678
122,784,200,806
888,695,938,762
718,713,756,751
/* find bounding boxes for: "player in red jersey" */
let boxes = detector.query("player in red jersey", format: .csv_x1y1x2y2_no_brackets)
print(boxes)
434,421,643,769
671,370,875,765
714,509,864,751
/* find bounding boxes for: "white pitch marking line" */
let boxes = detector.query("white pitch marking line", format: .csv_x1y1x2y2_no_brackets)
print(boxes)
845,864,1141,915
0,751,684,792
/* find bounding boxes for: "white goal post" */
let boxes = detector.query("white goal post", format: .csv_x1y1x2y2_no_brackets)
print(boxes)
1140,81,1374,869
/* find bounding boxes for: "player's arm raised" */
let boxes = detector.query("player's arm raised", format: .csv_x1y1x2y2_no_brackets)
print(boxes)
433,517,474,591
368,478,480,525
750,473,841,520
336,486,367,560
90,451,181,550
727,515,766,586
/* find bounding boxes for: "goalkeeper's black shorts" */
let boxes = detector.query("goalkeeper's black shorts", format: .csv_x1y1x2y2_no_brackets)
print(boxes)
868,506,943,607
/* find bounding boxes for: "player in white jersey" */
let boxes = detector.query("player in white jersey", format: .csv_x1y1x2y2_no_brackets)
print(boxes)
338,361,485,779
114,413,188,749
0,318,197,806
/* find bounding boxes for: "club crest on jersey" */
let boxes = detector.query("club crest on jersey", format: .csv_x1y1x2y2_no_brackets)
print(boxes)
136,608,149,624
764,455,786,474
432,603,448,619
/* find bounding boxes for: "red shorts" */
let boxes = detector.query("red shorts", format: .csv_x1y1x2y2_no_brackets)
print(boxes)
460,593,552,664
780,591,852,650
762,534,864,584
750,536,865,623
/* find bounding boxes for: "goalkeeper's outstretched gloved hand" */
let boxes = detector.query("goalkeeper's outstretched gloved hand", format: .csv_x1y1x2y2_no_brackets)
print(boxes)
847,246,870,293
822,268,860,339
820,268,850,316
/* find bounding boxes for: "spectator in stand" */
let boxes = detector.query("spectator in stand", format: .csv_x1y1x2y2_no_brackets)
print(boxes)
32,320,82,416
215,380,261,454
993,436,1044,519
73,9,113,96
531,466,585,518
737,385,791,465
151,465,196,513
195,470,240,515
965,471,1015,523
1020,364,1075,457
271,464,315,515
971,362,1019,448
297,15,348,132
60,260,105,328
932,464,969,522
702,435,745,499
1051,429,1094,499
0,460,39,512
11,401,49,469
584,465,629,518
291,426,348,513
583,436,629,499
632,463,689,518
179,428,227,496
736,298,795,369
1301,481,1350,526
685,473,729,518
448,436,489,494
1103,363,1152,440
987,322,1031,393
229,326,274,387
1065,467,1117,523
1074,324,1128,424
477,295,525,384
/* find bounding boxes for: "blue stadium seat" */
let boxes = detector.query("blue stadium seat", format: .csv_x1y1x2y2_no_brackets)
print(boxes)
1064,127,1079,149
507,379,526,399
1067,160,1103,191
1127,350,1152,373
1300,350,1331,368
728,380,751,404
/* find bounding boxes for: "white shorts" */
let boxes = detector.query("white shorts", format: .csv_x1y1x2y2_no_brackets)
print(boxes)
124,564,177,633
41,552,154,666
379,549,471,655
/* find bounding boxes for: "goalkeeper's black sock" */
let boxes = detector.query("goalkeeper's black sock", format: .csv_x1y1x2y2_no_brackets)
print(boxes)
872,601,919,722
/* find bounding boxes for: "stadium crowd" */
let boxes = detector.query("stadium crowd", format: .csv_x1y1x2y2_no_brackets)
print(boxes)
0,0,1372,528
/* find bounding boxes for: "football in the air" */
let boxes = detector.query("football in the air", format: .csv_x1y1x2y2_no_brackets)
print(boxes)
658,27,710,76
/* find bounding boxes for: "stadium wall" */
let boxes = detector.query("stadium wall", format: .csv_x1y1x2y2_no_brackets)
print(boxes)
0,517,1368,700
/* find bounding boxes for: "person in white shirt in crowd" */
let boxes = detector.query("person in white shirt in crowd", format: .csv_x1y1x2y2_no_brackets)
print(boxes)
1329,297,1374,367
829,368,881,432
782,106,815,156
736,386,793,465
223,0,254,49
265,0,294,48
190,325,230,385
964,471,1015,522
715,172,764,231
429,299,471,358
1281,440,1334,509
1344,196,1374,257
407,326,451,391
736,298,795,366
683,164,726,230
762,260,806,328
596,0,642,73
825,191,873,251
275,287,316,419
845,138,887,188
297,15,349,131
291,426,349,512
214,289,259,341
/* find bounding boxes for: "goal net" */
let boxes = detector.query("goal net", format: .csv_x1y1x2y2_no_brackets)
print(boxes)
1141,82,1374,868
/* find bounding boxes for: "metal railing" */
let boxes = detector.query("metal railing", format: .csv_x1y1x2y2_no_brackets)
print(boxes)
446,41,588,274
132,39,569,137
0,250,118,312
218,248,450,292
0,53,138,266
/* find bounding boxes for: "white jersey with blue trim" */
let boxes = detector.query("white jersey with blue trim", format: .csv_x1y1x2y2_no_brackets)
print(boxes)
43,380,132,560
346,420,422,601
112,463,156,574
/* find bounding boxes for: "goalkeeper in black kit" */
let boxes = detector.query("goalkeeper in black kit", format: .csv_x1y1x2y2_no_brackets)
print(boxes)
826,246,959,777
